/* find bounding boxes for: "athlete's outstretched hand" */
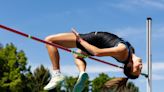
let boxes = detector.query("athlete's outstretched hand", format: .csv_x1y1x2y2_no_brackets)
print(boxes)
71,28,82,42
71,28,79,36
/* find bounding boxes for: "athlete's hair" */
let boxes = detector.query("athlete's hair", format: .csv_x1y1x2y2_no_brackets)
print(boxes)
102,78,128,92
101,46,139,91
123,45,139,79
124,61,139,79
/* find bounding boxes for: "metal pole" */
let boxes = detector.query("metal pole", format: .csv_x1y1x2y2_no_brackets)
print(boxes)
146,17,152,92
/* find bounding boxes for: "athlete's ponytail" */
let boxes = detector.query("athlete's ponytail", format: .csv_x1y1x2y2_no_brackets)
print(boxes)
102,77,128,92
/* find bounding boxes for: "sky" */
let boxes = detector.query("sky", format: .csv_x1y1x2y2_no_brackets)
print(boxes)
0,0,164,92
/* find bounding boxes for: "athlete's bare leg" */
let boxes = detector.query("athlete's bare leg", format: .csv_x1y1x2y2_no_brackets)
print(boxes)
73,49,87,72
45,33,77,70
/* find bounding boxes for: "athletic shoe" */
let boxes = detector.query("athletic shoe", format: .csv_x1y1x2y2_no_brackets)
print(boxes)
44,73,65,90
73,72,89,92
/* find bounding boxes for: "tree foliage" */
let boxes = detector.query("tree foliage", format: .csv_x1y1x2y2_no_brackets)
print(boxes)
92,73,111,92
64,76,77,92
63,76,90,92
0,43,31,92
0,43,3,49
31,65,50,92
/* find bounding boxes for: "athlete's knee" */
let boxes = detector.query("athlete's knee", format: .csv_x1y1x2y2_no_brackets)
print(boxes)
73,49,81,58
73,49,88,59
44,35,56,48
45,35,53,42
73,52,79,58
45,34,64,44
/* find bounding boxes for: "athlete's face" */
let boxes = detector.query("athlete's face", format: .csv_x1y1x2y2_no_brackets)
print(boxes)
131,54,143,76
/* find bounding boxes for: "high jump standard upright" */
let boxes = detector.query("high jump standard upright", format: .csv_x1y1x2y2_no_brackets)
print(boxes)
146,17,152,92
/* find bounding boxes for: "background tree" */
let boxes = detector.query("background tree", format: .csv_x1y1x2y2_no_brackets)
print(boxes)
31,64,64,92
126,82,139,92
64,76,77,92
0,43,3,49
92,73,111,92
31,64,50,92
63,75,89,92
0,43,31,92
0,43,66,92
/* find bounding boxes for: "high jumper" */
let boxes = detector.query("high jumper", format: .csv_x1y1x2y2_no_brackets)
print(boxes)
43,28,143,92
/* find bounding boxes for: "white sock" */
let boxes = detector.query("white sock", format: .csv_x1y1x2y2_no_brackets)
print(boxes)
52,69,60,75
79,71,85,78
